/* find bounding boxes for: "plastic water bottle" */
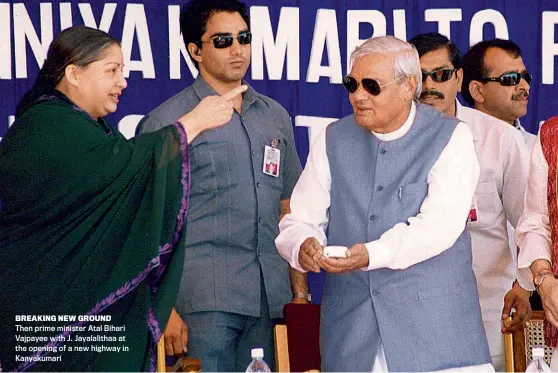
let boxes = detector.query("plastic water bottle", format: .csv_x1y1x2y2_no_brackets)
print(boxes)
245,348,271,372
525,347,552,372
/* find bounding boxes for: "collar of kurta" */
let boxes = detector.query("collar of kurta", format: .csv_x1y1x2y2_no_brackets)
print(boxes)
192,75,257,115
513,118,526,132
454,99,477,141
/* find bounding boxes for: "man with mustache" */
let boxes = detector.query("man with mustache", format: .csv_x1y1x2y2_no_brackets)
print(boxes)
277,35,493,371
409,32,531,371
462,39,536,150
136,0,308,370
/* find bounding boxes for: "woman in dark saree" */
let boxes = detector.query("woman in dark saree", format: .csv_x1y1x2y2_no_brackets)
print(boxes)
0,26,245,371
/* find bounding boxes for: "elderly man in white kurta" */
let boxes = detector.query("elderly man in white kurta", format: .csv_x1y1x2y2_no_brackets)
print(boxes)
408,32,531,371
276,36,494,372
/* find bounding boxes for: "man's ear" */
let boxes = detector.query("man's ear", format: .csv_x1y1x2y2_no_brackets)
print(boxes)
188,42,202,62
406,75,417,99
469,80,485,104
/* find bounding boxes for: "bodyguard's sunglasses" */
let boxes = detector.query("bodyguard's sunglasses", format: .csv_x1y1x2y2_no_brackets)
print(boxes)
478,71,532,86
342,76,403,96
421,68,457,83
198,31,252,49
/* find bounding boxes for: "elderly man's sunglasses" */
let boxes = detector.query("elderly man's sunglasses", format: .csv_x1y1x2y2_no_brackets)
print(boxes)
421,68,457,83
342,75,403,96
198,31,252,49
478,71,532,86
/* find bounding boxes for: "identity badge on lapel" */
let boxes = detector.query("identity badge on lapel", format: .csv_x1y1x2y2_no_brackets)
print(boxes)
468,195,478,223
263,138,281,178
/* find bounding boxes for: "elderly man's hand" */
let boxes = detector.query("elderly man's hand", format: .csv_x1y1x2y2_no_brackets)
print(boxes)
316,243,369,274
298,237,323,273
539,276,558,328
163,308,189,356
501,284,532,334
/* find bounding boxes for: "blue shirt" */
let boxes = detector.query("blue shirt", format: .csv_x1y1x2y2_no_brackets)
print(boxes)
138,76,301,318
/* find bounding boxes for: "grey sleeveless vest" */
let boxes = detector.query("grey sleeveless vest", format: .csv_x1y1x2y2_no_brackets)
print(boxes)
321,103,491,371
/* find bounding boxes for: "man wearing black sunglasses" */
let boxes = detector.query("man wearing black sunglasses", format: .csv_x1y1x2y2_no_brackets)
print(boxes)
137,0,308,371
410,32,531,372
277,35,493,371
462,39,536,150
408,32,463,118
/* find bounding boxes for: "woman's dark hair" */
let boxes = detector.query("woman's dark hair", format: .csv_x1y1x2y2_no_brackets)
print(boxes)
180,0,250,69
16,25,120,116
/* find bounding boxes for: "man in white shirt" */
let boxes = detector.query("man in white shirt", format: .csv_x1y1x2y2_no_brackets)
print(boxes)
409,32,532,371
275,35,493,372
516,116,558,370
461,39,536,150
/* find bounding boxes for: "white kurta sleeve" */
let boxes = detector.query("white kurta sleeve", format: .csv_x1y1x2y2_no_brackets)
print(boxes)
501,130,530,229
275,128,331,273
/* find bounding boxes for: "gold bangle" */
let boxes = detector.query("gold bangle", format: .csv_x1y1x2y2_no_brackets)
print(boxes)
535,270,554,292
535,268,554,278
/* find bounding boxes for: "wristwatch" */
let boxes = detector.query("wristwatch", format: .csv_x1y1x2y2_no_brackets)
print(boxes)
293,292,312,302
534,270,554,292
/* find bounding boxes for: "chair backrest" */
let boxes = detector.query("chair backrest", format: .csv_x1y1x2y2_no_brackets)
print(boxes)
505,311,553,372
279,303,321,372
275,324,291,372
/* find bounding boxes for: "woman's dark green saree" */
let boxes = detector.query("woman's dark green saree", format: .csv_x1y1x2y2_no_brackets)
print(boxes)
0,90,189,372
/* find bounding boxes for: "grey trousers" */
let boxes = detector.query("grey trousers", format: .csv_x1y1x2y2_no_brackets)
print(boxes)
179,281,276,372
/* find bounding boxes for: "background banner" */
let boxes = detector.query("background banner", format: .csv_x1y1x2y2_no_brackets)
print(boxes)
2,0,558,302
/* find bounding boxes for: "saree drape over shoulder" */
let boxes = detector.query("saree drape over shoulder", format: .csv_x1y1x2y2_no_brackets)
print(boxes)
0,92,190,372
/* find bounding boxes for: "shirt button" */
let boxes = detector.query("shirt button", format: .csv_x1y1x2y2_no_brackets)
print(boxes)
377,186,383,191
256,182,260,188
252,150,256,156
258,252,262,257
259,217,263,223
369,215,376,221
372,290,380,296
380,149,386,154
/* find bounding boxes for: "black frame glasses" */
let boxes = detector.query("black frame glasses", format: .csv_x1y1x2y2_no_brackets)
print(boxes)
198,31,252,49
478,71,532,86
342,76,403,96
421,68,457,83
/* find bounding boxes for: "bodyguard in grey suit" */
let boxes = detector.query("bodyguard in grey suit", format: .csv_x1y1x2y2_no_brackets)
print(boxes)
137,0,309,371
276,36,493,371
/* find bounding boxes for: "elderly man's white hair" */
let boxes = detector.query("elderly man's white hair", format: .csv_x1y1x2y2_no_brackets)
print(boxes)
350,35,422,100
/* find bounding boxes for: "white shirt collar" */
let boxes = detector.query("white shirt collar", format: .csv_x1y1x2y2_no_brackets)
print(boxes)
455,99,463,117
370,101,417,141
513,118,526,132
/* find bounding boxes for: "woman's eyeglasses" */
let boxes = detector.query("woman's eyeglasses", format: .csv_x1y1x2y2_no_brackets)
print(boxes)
342,76,404,96
421,68,457,83
478,71,532,86
198,31,252,49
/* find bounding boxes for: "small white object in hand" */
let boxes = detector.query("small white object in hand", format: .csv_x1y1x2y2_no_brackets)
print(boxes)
324,245,348,258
